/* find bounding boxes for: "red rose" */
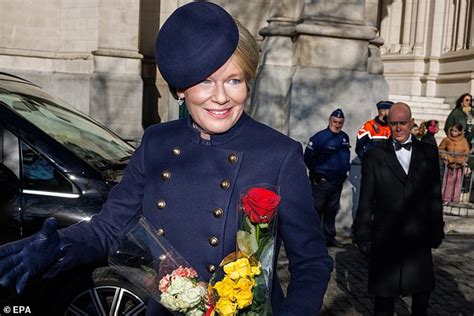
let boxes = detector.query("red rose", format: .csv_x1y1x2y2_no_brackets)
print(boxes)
241,188,280,224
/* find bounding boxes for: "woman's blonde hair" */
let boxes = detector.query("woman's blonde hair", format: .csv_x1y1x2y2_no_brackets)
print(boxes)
233,19,259,83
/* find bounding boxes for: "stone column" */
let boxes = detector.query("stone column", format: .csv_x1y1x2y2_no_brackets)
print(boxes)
425,0,447,96
470,0,474,49
444,0,456,52
387,0,403,53
400,0,414,54
366,0,384,74
249,0,304,135
253,0,389,141
413,0,428,55
379,0,390,53
90,0,144,139
456,0,468,50
364,0,379,27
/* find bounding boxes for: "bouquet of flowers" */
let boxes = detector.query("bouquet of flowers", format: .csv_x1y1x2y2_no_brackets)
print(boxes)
109,216,208,315
209,185,280,316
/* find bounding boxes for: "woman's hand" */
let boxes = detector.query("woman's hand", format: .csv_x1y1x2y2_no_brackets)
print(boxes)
0,218,67,294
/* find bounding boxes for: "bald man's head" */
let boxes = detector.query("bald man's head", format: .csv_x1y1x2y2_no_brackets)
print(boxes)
388,102,414,143
388,102,412,119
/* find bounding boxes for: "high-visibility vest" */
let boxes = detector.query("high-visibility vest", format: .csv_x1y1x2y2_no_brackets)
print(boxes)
357,118,391,141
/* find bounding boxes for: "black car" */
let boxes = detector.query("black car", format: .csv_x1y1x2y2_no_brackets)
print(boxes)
0,73,147,315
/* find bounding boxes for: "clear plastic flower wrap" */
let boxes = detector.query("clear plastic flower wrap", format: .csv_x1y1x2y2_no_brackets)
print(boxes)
109,216,208,315
208,184,280,315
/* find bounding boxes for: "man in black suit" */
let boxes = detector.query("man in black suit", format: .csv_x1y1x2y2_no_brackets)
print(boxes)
352,102,445,315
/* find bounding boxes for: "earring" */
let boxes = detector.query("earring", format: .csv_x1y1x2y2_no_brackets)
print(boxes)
177,98,184,106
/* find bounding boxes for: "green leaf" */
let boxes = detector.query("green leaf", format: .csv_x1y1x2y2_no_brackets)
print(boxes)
258,223,269,229
243,215,253,231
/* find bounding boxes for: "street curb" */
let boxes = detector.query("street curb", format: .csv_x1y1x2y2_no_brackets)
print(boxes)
443,214,474,234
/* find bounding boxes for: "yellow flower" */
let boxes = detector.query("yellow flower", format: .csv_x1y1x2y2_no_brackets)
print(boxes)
235,288,253,309
235,276,255,291
215,298,237,316
223,258,253,280
250,262,261,276
213,276,235,299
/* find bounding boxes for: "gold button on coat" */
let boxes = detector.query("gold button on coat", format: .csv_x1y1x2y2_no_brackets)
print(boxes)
157,228,165,236
213,208,223,218
161,170,172,181
172,147,181,156
207,264,216,273
208,236,219,246
156,199,166,210
228,153,238,164
219,179,230,190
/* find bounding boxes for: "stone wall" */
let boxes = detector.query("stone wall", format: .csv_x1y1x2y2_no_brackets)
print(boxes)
0,0,151,140
379,0,474,101
250,0,388,146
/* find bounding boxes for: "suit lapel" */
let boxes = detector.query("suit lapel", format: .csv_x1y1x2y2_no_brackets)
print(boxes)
383,139,407,183
407,139,422,182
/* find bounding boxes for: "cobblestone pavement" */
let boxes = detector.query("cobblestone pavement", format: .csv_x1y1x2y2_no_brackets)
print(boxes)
277,234,474,315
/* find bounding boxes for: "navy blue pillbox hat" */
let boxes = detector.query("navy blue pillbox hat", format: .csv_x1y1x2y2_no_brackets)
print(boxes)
376,100,393,110
155,2,239,89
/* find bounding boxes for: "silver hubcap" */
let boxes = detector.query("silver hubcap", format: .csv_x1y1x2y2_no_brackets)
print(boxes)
65,286,146,316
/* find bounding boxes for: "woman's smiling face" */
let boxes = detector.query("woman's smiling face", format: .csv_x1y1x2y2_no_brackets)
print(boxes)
178,56,247,138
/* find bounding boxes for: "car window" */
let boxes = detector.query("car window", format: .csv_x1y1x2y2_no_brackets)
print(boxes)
0,81,135,171
21,142,79,197
0,128,20,205
1,127,20,179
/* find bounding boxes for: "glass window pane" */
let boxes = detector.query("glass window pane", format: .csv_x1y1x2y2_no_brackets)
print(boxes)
21,142,74,193
0,81,134,171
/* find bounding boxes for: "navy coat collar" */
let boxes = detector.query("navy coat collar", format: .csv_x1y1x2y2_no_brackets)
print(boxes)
186,112,250,146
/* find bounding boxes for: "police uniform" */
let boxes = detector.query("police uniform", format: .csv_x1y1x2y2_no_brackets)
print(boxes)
304,109,351,245
56,113,333,315
355,101,393,160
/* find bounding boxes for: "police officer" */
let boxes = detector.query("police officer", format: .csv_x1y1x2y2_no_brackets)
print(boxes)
304,109,351,247
355,100,393,160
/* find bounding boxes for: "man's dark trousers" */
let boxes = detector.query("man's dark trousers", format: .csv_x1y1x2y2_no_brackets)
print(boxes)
311,178,343,242
374,291,430,315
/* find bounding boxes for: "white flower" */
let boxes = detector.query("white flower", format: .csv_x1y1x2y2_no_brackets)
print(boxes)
160,292,179,311
159,276,206,313
186,308,205,316
167,276,193,295
178,283,207,307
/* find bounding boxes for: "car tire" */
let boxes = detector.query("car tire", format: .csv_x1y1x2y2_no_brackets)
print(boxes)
47,266,148,316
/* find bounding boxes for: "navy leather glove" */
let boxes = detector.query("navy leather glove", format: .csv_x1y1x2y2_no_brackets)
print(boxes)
356,241,371,257
0,218,68,294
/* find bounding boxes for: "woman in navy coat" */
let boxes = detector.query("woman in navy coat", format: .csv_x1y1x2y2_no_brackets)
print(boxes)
0,2,332,315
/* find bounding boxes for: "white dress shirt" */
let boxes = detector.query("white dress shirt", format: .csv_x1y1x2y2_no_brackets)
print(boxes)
394,135,412,174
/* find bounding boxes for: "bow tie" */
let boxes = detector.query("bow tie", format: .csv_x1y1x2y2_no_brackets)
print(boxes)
394,141,412,151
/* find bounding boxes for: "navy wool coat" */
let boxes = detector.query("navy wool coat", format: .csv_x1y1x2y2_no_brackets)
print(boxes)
353,138,444,297
55,113,333,315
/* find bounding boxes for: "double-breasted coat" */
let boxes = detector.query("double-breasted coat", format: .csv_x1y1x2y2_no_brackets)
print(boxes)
352,138,444,297
54,113,333,315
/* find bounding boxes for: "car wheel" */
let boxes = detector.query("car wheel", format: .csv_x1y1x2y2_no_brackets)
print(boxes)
52,267,148,316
